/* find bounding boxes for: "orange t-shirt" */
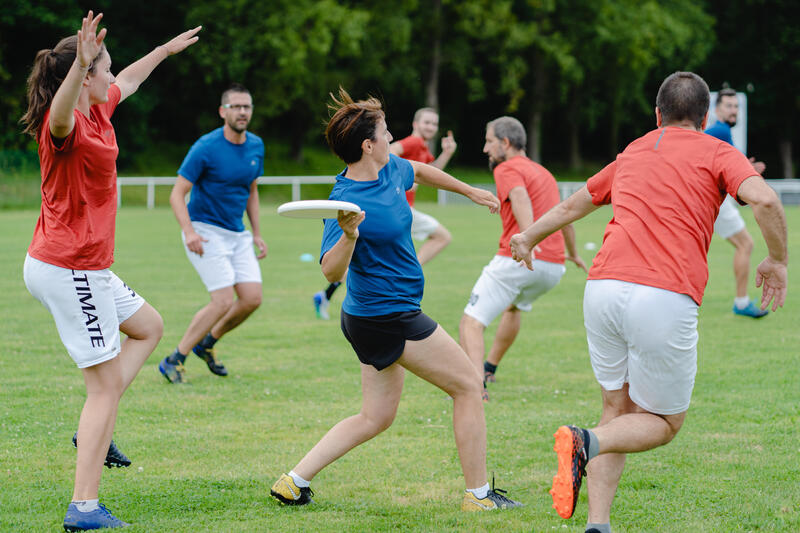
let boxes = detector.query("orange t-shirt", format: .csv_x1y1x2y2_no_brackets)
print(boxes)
28,84,121,270
397,135,434,206
587,127,758,305
494,155,564,263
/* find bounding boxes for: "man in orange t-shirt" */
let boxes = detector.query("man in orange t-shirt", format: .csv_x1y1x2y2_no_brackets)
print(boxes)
510,72,787,531
459,116,587,402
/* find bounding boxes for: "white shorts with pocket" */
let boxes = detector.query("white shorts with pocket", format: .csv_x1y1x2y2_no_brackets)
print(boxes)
410,207,440,241
583,279,698,415
23,254,145,368
464,255,566,326
714,195,746,239
183,221,262,292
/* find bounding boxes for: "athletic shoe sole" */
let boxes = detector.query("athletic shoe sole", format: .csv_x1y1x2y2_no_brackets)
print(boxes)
550,425,587,519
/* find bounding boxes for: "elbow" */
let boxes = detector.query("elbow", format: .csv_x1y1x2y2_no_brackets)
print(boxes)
749,189,780,211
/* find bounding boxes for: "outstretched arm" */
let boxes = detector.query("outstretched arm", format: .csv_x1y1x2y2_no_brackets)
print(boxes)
736,176,788,311
510,186,598,270
115,26,201,102
50,11,106,139
409,160,499,213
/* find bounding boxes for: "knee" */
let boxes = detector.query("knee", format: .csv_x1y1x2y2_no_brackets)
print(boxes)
240,293,262,313
150,310,165,342
437,225,452,245
362,409,397,436
459,314,484,337
210,294,235,314
660,414,685,444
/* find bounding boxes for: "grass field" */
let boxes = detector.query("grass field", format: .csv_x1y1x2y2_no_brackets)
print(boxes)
1,203,798,532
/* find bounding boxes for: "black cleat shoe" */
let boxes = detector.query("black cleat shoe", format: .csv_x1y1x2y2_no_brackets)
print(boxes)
72,433,132,468
193,345,228,376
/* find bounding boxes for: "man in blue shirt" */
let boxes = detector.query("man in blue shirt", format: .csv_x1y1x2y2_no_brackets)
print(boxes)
706,87,769,318
159,83,267,383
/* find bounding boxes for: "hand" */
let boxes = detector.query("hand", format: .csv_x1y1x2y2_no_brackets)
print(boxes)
338,209,365,239
184,230,208,256
755,256,787,311
441,130,457,156
567,253,589,274
76,11,106,69
162,26,202,56
253,236,268,259
749,157,766,175
510,233,535,270
468,186,500,213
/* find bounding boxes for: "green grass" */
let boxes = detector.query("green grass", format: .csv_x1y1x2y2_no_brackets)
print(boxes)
0,204,798,532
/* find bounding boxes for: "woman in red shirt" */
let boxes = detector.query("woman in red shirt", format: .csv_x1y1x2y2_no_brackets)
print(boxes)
20,11,199,531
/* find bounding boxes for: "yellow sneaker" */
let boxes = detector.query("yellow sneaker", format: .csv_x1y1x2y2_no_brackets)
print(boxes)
270,473,314,505
461,484,522,511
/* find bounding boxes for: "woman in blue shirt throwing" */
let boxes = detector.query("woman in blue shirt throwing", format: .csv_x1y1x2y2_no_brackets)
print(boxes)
271,89,522,511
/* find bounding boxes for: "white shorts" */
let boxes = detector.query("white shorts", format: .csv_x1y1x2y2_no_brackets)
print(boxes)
410,207,440,241
183,221,262,292
464,255,566,326
583,279,698,415
714,195,745,239
23,254,145,368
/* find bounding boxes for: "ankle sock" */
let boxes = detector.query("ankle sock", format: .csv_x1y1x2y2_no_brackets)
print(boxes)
288,470,310,488
167,349,186,365
586,523,611,533
466,483,490,499
484,361,497,374
583,428,599,460
325,282,341,301
72,499,99,512
198,333,218,349
734,296,750,309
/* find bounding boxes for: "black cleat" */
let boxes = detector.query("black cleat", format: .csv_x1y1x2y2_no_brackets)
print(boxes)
193,345,228,376
72,432,131,468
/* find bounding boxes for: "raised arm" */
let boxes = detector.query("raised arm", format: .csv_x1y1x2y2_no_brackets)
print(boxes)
115,26,201,102
50,12,106,139
510,186,598,270
431,130,456,170
736,176,788,311
246,180,267,259
409,160,499,213
321,210,365,282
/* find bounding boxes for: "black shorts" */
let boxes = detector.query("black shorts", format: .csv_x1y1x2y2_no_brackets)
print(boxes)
340,309,438,370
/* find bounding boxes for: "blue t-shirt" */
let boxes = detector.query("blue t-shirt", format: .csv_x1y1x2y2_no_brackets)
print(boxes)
320,154,423,316
178,127,264,232
705,120,734,146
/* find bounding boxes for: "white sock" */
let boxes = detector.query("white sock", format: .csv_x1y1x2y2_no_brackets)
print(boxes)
72,499,99,512
734,296,750,309
288,470,310,488
466,483,490,499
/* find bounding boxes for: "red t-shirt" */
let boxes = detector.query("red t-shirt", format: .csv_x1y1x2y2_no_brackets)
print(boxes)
494,155,564,263
28,84,121,270
397,135,434,206
587,127,758,305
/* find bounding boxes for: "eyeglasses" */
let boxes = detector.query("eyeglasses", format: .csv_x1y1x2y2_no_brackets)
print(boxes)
222,104,253,111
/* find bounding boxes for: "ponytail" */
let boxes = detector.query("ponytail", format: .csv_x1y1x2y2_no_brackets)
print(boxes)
19,35,104,138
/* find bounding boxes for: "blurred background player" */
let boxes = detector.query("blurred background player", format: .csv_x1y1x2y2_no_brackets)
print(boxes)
312,107,456,320
159,83,266,383
705,87,769,318
21,11,197,530
459,117,587,401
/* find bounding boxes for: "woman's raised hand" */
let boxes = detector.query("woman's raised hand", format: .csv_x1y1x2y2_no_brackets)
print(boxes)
76,11,106,69
161,26,202,56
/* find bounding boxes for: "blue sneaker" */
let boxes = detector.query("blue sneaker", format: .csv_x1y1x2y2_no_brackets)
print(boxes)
63,502,129,531
158,356,185,384
313,291,330,320
733,301,768,318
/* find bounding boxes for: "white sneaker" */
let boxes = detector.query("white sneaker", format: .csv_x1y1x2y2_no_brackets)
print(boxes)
313,291,330,320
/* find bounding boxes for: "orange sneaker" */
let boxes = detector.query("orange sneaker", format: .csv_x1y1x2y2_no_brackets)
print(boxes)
549,425,588,519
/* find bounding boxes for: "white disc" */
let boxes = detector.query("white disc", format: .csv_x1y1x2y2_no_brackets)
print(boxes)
277,200,361,219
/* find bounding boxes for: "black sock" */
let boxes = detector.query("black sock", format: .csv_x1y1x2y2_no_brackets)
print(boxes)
325,282,341,301
167,349,186,365
484,361,497,374
199,332,218,349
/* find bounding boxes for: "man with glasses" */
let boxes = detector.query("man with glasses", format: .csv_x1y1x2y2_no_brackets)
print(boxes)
159,83,267,383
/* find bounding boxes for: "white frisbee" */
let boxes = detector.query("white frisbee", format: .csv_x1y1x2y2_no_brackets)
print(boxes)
277,200,361,219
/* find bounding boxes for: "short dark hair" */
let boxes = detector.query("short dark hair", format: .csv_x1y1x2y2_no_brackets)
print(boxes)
221,83,250,105
655,71,709,128
716,87,737,107
325,87,384,164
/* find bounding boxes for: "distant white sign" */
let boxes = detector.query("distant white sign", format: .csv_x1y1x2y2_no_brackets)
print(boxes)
708,91,748,154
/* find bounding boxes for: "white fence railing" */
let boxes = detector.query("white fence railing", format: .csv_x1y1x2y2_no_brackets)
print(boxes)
118,176,800,209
